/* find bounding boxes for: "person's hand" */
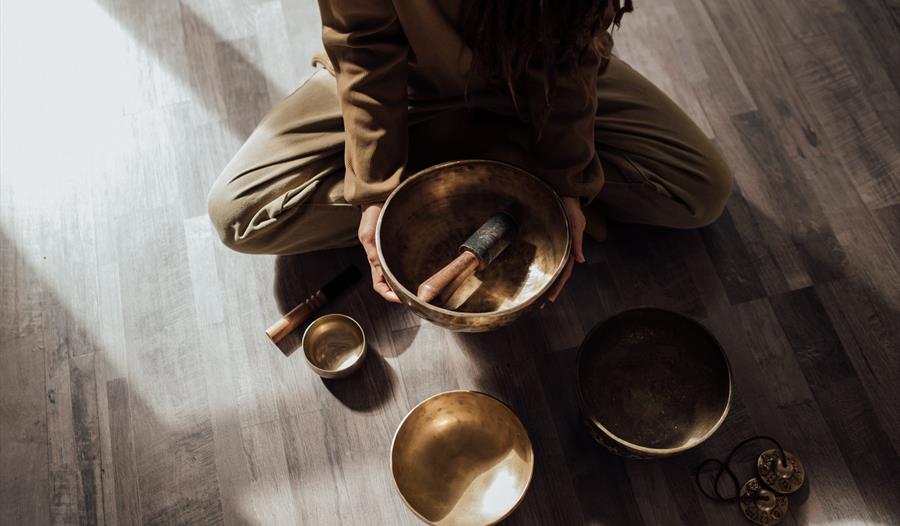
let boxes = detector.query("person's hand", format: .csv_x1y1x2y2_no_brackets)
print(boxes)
358,202,400,303
547,196,586,303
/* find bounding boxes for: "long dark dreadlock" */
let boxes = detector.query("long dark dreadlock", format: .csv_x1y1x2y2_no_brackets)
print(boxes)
461,0,633,126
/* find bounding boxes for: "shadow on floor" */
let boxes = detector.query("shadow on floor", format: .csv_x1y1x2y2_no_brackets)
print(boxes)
440,189,900,524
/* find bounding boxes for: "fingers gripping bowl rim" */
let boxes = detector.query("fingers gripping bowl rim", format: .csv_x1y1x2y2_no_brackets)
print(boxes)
375,159,572,332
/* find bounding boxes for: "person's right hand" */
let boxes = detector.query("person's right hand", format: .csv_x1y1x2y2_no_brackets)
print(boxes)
358,202,400,303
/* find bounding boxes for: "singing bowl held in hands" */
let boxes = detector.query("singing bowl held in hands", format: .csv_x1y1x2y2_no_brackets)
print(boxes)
577,308,733,458
376,160,570,332
391,391,534,526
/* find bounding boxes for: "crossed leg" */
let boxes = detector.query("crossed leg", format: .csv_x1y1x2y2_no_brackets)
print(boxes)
207,56,731,255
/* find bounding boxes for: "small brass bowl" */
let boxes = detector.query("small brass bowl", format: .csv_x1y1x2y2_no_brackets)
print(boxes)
577,308,732,458
301,314,366,379
376,159,570,332
391,391,534,525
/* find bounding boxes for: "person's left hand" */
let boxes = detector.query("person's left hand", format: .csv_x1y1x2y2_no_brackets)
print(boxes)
547,196,586,303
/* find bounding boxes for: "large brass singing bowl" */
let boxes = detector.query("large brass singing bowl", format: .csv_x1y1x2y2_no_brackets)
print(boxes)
577,308,732,459
376,160,570,332
391,391,534,526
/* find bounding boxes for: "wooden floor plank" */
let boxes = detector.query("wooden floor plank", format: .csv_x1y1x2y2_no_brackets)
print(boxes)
816,2,900,150
683,0,757,116
279,410,346,525
116,207,225,524
604,223,707,318
0,205,51,526
106,379,143,526
730,111,847,285
779,35,900,210
239,420,301,526
817,279,900,450
698,206,768,305
70,353,104,526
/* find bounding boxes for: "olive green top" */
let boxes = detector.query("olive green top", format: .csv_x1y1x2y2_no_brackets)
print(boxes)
316,0,619,204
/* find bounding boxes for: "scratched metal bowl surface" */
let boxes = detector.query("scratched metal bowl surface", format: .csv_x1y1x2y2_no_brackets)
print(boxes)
577,308,733,458
376,159,570,332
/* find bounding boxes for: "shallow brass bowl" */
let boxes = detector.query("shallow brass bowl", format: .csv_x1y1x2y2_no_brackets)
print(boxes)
376,160,570,332
301,314,366,379
391,391,534,525
577,308,732,458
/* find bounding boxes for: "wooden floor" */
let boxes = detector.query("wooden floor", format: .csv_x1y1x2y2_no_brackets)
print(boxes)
2,0,899,524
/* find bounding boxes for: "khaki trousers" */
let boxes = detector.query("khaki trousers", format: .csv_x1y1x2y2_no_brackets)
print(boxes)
207,55,732,255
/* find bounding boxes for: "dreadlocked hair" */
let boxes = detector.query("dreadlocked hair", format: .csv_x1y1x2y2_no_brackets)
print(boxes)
461,0,633,130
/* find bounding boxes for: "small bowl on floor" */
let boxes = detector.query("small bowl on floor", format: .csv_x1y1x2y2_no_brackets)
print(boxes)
301,314,366,379
376,159,570,332
391,391,534,526
577,308,732,459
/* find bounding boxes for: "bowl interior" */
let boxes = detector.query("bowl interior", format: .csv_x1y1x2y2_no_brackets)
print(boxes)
303,315,365,372
392,391,533,525
578,309,731,452
379,161,569,314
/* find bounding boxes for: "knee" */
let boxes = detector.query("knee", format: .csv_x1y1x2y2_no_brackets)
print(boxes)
206,178,246,253
206,173,359,256
683,148,733,228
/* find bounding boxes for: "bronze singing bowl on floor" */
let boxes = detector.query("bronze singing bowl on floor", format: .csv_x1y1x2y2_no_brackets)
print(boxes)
391,391,534,526
302,314,367,379
577,308,732,459
376,159,570,332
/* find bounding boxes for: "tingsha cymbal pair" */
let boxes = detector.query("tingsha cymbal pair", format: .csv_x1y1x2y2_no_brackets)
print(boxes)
695,437,806,526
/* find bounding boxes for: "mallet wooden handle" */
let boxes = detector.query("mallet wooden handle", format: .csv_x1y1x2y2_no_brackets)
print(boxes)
266,291,327,345
417,250,480,304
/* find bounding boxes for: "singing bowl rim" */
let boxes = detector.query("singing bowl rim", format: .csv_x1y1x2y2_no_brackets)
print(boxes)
375,159,571,319
389,390,535,526
301,313,367,379
576,307,733,457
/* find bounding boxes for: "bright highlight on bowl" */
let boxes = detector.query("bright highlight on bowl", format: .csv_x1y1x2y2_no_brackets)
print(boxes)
390,391,534,526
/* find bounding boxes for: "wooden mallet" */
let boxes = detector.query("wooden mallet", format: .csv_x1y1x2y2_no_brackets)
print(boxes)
266,266,361,349
417,211,519,306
